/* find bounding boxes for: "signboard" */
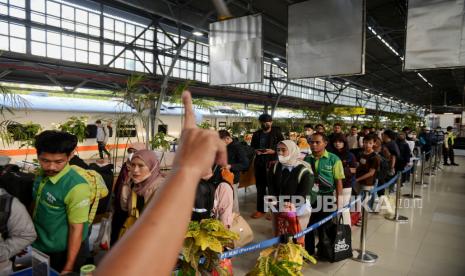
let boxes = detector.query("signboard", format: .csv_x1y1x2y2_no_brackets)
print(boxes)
333,107,366,115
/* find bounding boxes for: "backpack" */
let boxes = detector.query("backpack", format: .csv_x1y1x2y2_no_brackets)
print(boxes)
375,153,389,184
0,192,13,240
71,165,109,223
239,142,255,172
0,165,34,208
272,162,312,184
192,179,216,222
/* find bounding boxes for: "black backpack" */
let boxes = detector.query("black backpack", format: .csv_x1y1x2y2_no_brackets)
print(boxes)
0,165,35,208
0,192,13,240
376,153,390,184
191,179,216,222
239,142,255,172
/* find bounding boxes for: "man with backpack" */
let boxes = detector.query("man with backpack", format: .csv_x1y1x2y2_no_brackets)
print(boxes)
96,120,111,161
0,188,36,275
219,130,249,213
32,131,91,274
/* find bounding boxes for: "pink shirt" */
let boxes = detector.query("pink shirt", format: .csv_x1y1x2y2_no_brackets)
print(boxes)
213,182,234,228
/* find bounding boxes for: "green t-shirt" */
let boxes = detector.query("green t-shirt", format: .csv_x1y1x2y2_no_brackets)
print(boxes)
32,164,91,253
304,150,345,195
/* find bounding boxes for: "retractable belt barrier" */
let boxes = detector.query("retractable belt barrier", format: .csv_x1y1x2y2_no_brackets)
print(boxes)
220,160,422,259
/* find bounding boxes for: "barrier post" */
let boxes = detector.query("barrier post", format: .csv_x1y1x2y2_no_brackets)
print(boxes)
433,145,439,173
403,160,421,199
428,149,434,176
353,191,378,263
385,173,409,223
416,152,428,186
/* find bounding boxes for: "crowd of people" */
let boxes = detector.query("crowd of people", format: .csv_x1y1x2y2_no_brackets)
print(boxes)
0,91,460,275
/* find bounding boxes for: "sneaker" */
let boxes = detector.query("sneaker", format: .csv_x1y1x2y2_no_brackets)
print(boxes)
443,163,450,166
452,163,459,166
251,211,265,219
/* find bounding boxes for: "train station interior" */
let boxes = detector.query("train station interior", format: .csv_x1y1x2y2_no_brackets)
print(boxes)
0,0,464,275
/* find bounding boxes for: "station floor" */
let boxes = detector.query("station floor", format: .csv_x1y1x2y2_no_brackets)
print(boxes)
232,156,465,276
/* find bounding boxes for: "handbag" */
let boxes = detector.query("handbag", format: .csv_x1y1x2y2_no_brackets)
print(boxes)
93,214,112,252
275,211,304,245
119,191,139,238
229,213,253,248
330,215,353,262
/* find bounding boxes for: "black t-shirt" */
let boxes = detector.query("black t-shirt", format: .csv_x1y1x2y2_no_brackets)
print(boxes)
259,132,270,149
385,141,400,158
356,152,380,186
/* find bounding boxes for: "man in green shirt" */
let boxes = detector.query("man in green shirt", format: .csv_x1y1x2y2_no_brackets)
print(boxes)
304,132,344,256
32,131,91,274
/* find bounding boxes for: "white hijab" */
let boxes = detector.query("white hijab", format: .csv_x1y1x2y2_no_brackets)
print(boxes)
278,140,313,174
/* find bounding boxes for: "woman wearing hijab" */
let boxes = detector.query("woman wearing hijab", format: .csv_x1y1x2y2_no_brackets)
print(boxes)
120,150,166,214
328,133,357,225
111,142,146,245
268,140,314,244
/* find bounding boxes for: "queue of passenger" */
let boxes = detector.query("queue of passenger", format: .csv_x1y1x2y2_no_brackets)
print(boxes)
0,95,460,275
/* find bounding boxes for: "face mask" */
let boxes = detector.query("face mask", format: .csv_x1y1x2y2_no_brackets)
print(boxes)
305,130,313,136
127,153,134,161
278,155,291,164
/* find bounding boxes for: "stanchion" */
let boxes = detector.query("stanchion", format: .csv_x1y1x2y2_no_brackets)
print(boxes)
416,152,428,187
433,145,439,173
428,149,434,176
403,159,421,198
385,173,409,223
353,191,378,263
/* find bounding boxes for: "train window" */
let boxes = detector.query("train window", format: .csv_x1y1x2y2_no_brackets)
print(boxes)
7,123,41,141
86,124,113,139
158,124,168,135
117,124,137,137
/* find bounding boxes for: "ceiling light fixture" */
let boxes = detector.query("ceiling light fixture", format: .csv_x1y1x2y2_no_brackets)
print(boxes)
344,81,350,85
193,31,203,37
272,57,280,61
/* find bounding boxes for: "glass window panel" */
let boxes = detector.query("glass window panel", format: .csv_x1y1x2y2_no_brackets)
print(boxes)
10,0,24,7
104,43,113,54
0,21,7,35
47,16,60,27
89,52,99,65
11,38,26,53
31,0,45,12
115,45,123,54
115,20,124,33
103,30,113,40
0,5,7,15
76,23,88,34
47,1,60,16
0,35,9,50
89,27,99,36
126,24,135,37
76,49,87,63
89,13,100,27
135,61,144,72
146,62,153,72
10,24,25,38
31,28,45,41
47,44,61,58
31,41,45,56
76,37,87,50
62,34,74,48
76,10,88,24
172,68,179,78
103,54,112,64
145,52,153,63
115,32,124,42
62,5,74,19
9,7,25,19
125,50,134,59
62,47,75,61
89,40,99,52
145,29,153,41
114,57,124,69
31,14,45,24
61,20,74,31
47,31,60,45
104,17,114,30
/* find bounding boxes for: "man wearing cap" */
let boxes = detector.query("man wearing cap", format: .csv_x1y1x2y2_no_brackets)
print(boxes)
250,114,284,218
443,126,459,166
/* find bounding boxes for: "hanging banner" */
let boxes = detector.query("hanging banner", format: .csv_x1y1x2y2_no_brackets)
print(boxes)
288,0,365,79
404,0,465,70
333,107,366,115
209,14,263,85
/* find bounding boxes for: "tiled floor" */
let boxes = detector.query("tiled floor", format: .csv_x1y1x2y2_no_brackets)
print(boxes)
232,156,465,276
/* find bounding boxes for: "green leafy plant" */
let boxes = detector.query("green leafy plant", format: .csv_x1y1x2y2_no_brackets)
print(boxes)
180,219,239,275
55,116,88,142
150,132,171,151
197,121,213,129
247,241,316,276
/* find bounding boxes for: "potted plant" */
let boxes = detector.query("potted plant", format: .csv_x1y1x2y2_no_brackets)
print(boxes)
179,219,239,276
247,240,316,276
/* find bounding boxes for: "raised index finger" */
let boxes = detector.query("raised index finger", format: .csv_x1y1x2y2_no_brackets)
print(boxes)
182,90,196,129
